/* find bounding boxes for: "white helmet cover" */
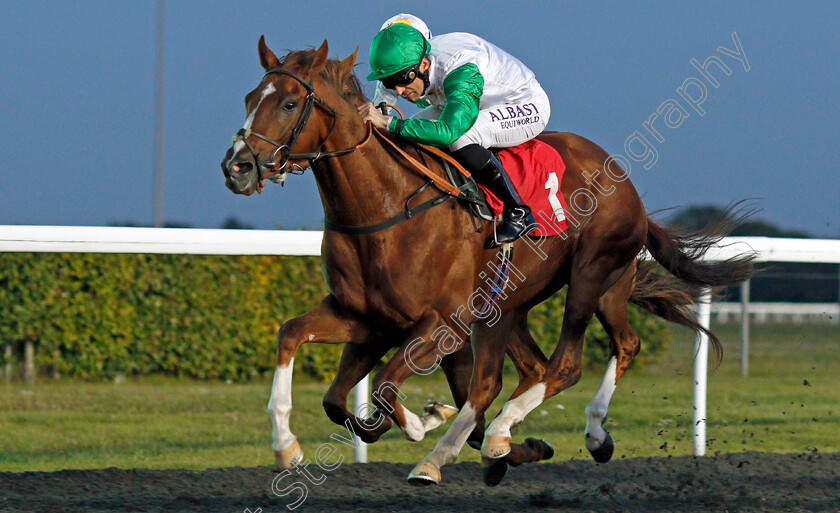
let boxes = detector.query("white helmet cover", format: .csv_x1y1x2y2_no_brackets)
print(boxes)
379,13,432,40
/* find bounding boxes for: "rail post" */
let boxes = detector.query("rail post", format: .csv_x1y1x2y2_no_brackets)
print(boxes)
24,339,35,384
693,288,711,456
740,279,751,376
3,343,11,383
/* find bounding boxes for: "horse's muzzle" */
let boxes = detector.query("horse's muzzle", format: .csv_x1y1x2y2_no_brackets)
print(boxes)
222,151,260,196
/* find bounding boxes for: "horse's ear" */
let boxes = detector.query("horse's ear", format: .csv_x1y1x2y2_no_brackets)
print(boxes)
339,46,359,76
310,39,329,75
258,35,281,70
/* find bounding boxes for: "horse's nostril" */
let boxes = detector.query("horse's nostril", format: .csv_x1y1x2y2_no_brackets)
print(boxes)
230,161,253,174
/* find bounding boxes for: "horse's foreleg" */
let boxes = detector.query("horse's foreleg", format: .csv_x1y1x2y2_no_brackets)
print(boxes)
369,313,462,444
585,266,641,463
406,315,512,485
268,295,370,469
322,340,393,444
478,314,554,485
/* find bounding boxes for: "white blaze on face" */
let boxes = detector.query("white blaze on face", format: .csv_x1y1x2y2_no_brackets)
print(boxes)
233,82,277,154
267,357,296,451
485,383,547,438
585,356,618,449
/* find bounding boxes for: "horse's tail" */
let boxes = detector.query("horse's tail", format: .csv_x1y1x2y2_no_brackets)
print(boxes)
629,260,726,364
630,205,756,365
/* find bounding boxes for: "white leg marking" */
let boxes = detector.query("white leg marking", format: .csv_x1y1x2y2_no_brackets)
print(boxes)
267,358,297,451
485,383,547,438
423,403,478,468
399,404,427,442
398,403,458,442
585,356,618,450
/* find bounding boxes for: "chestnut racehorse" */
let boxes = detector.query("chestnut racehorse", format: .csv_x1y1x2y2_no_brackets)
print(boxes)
220,38,754,486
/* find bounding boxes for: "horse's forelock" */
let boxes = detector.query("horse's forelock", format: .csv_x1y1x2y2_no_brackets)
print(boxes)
278,49,311,71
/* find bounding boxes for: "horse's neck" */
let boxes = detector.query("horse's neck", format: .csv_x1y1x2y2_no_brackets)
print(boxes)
312,112,429,228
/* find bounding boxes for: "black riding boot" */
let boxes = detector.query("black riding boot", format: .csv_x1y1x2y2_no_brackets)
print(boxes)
454,144,537,244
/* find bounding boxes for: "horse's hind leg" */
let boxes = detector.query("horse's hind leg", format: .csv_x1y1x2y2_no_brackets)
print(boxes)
438,343,476,432
585,263,641,463
480,253,635,465
368,312,464,444
407,313,513,485
394,345,470,441
407,311,556,486
462,314,550,454
418,318,549,451
325,327,472,446
506,313,549,398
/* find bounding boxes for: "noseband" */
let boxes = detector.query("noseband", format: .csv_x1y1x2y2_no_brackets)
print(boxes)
230,68,365,181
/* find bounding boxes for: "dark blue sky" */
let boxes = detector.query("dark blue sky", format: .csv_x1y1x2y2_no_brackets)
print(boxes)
2,1,838,236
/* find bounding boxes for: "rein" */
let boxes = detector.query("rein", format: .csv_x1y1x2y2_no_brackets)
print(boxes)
372,130,467,197
323,132,488,235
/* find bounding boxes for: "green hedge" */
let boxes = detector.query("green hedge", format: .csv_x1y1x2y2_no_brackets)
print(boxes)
0,253,670,382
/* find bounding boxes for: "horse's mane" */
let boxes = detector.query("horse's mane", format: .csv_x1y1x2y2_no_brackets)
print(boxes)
281,49,368,107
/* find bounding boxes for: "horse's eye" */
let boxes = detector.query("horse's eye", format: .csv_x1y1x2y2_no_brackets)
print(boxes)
283,100,297,112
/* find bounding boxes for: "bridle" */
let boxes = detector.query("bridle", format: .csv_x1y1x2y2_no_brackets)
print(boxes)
227,66,471,235
229,68,370,183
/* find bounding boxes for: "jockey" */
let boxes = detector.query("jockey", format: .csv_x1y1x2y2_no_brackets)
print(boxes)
371,14,432,116
358,22,550,244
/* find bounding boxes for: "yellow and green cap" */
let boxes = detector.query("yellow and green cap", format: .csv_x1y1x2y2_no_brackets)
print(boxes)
366,24,429,81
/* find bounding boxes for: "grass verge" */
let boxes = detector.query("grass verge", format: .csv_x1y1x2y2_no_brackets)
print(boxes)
1,322,837,471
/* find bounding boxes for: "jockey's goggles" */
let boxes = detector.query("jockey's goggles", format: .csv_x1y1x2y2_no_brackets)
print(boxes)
380,63,421,90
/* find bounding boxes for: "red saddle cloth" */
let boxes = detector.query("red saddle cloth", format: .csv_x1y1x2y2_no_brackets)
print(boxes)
478,139,569,237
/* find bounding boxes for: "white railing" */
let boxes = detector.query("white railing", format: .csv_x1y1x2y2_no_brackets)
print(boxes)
2,226,839,459
710,302,839,324
0,225,323,255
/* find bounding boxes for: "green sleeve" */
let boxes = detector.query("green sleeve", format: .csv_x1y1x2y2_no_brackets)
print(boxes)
391,63,484,147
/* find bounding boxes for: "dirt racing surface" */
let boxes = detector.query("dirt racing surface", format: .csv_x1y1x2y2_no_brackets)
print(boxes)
1,452,838,513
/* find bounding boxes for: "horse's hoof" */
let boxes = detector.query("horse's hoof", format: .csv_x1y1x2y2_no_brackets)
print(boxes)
481,435,512,459
588,431,615,463
482,457,509,487
424,400,459,421
524,437,555,461
407,461,441,486
274,439,303,469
